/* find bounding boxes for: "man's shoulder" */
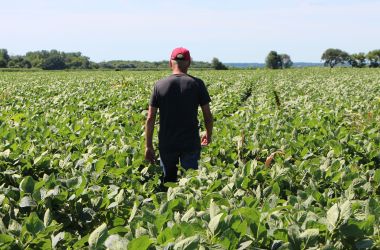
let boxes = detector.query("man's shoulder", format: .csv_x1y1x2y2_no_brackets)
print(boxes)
155,75,177,86
186,74,204,83
156,74,204,86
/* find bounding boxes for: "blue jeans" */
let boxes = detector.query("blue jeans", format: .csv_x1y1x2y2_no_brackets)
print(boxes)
159,149,200,183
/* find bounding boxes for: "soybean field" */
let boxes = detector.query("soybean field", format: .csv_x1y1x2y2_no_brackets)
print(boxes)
0,68,380,249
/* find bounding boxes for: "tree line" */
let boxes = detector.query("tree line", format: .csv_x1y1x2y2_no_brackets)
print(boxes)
321,49,380,68
0,49,214,70
265,49,380,69
1,48,379,70
0,49,92,70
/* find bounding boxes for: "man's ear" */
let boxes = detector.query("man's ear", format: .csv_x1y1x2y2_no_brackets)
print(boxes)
169,60,172,68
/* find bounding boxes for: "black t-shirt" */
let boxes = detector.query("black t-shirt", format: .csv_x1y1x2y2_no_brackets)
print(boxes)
150,74,211,152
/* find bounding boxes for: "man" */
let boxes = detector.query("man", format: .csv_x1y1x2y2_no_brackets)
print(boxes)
145,47,213,183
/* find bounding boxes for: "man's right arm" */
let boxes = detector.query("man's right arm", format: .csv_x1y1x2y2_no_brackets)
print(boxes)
201,104,213,146
145,106,157,163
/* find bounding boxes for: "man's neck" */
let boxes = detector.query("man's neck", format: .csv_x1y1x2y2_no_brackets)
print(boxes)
172,69,187,75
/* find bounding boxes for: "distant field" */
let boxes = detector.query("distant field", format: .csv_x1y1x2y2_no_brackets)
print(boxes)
225,62,323,68
0,69,379,249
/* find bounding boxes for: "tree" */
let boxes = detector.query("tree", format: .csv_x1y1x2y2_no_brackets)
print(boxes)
41,55,66,70
90,62,100,69
7,56,32,68
367,50,380,68
211,57,228,70
0,49,10,68
65,52,90,69
265,51,282,69
25,50,50,68
280,54,293,69
348,53,366,68
321,48,350,68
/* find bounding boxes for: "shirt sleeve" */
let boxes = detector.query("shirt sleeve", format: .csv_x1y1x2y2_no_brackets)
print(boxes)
149,85,159,107
198,80,211,106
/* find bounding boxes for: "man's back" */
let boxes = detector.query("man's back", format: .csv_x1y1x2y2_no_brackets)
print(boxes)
150,74,211,152
145,47,213,184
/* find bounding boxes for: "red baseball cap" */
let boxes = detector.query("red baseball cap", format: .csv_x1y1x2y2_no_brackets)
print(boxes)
170,47,191,61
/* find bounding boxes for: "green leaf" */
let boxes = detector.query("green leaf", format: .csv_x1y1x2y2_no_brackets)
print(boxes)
208,213,223,236
88,223,108,250
272,182,280,196
220,228,239,249
0,219,6,234
95,159,106,173
340,220,365,238
128,201,139,223
233,207,260,224
237,240,252,250
0,149,11,158
173,235,200,250
154,213,169,231
273,229,287,241
0,194,4,206
107,202,118,209
104,235,128,250
44,208,52,227
287,224,300,248
8,219,22,236
157,227,174,245
339,200,351,221
299,228,319,239
52,232,65,249
368,197,380,218
208,179,222,192
73,234,89,249
108,227,129,235
355,239,373,249
75,175,87,197
66,177,80,188
209,199,220,219
231,219,247,236
141,208,156,224
164,182,178,188
362,215,375,234
181,207,195,222
374,169,380,184
135,226,148,238
115,189,124,204
33,150,49,165
326,203,339,231
25,212,45,236
112,217,125,227
19,196,37,207
0,234,14,244
11,113,26,123
128,235,152,250
178,222,196,237
20,176,35,194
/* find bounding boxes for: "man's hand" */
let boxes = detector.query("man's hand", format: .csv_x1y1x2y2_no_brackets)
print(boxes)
145,146,155,163
201,134,211,146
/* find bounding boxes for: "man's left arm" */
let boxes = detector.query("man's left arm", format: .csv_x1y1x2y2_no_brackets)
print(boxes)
145,106,157,163
201,104,213,146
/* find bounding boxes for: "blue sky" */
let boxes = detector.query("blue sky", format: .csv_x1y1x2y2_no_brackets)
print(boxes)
1,0,379,62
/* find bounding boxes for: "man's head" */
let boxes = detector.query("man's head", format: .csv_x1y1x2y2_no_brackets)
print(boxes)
170,47,191,73
171,47,191,61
